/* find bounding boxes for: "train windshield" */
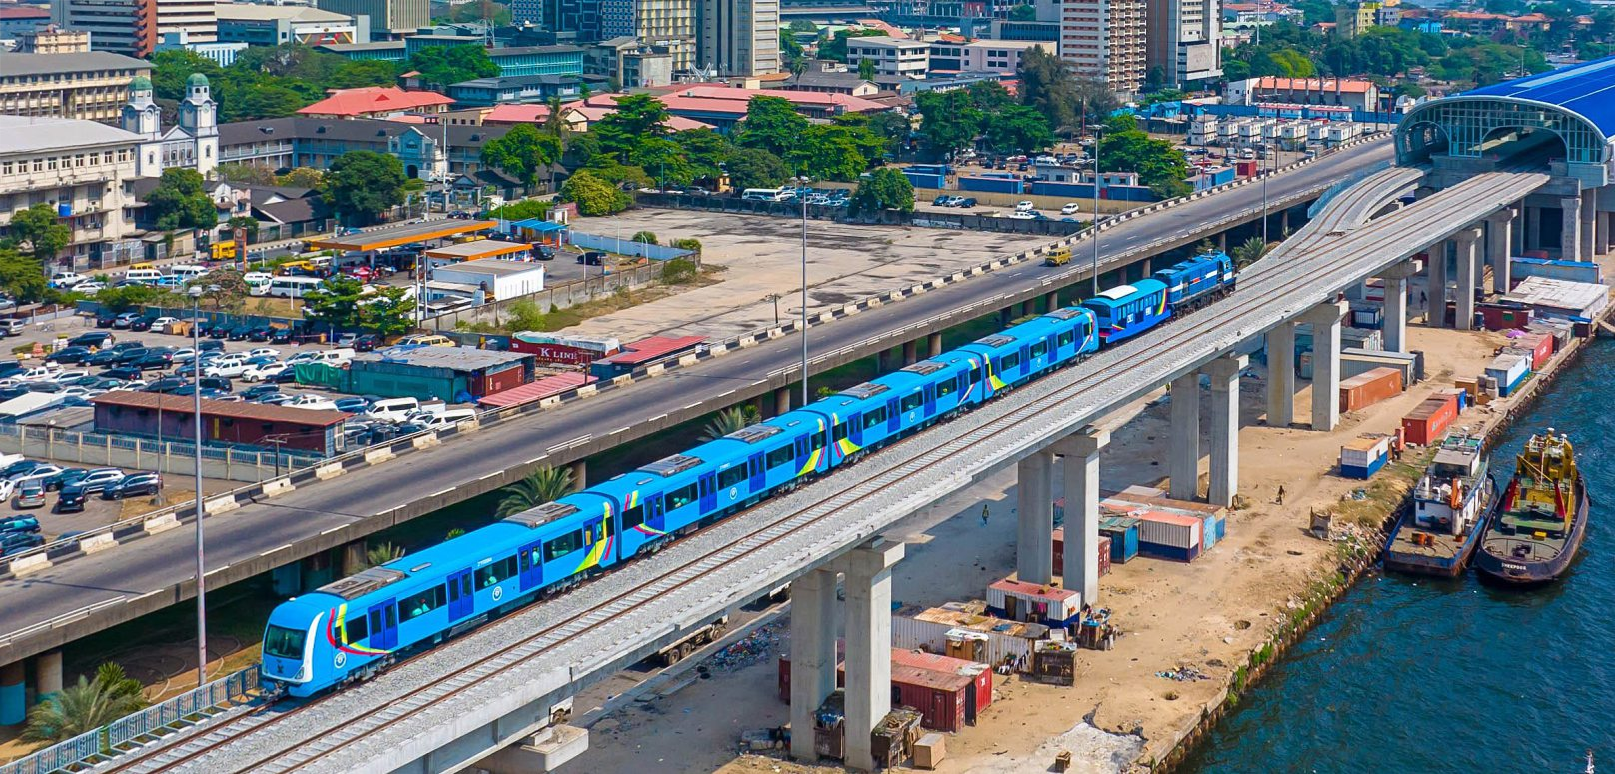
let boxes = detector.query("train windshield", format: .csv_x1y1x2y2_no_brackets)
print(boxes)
264,625,307,659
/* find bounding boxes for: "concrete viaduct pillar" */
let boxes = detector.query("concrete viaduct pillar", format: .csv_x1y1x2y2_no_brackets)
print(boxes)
1487,209,1514,294
1305,301,1348,432
774,387,792,416
568,459,587,491
927,332,942,358
788,568,838,763
1057,429,1109,605
1168,372,1200,501
35,651,60,697
1206,355,1246,508
1562,195,1583,261
843,538,903,773
1016,450,1055,586
901,340,917,367
1426,239,1447,327
341,539,368,576
1581,188,1599,261
1264,321,1295,428
1454,227,1481,331
1380,261,1420,354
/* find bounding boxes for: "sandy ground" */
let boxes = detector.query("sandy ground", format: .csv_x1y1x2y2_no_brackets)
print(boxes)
561,210,1054,342
564,320,1518,774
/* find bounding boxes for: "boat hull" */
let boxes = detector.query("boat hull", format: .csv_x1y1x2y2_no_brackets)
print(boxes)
1474,479,1590,584
1383,476,1497,577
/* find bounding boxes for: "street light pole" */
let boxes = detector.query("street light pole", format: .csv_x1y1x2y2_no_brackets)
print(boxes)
188,285,206,689
799,175,809,405
1091,129,1103,297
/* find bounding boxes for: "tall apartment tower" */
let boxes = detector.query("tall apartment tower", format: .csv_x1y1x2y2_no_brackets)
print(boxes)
599,0,695,70
1146,0,1221,86
697,0,779,76
316,0,427,37
1059,0,1145,95
53,0,214,55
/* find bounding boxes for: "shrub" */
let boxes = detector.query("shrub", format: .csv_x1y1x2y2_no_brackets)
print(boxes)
630,230,658,245
662,257,698,285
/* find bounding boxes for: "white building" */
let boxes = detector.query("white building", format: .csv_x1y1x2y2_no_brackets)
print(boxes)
52,0,216,55
1146,0,1220,85
927,39,1052,73
1059,0,1145,94
122,73,219,178
215,3,367,46
846,35,929,78
0,114,142,267
431,257,545,303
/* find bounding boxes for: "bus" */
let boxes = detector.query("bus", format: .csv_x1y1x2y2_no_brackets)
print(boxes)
263,276,325,299
1044,246,1072,267
741,187,793,202
211,242,237,261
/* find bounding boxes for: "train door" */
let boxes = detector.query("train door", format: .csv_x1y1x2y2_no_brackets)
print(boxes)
885,398,900,433
747,453,766,491
923,384,936,416
1046,334,1058,362
366,600,398,650
1018,345,1031,378
518,540,542,591
446,569,473,619
698,472,717,512
647,495,665,530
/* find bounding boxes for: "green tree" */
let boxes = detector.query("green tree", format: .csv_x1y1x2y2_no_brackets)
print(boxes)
408,45,498,89
862,111,912,159
819,28,884,62
22,663,147,745
581,157,653,189
779,30,806,71
1019,47,1082,132
735,96,809,159
322,151,406,226
1099,128,1192,199
357,286,417,336
631,230,658,244
198,267,250,313
95,284,170,312
858,57,875,81
913,89,981,160
1231,235,1271,268
980,105,1055,153
479,123,563,189
558,170,630,216
793,125,871,181
0,246,47,302
966,81,1015,113
9,204,70,261
497,466,575,516
593,94,672,162
1010,3,1037,19
724,146,791,189
700,405,760,442
847,168,915,216
366,542,405,568
788,19,818,33
487,199,553,221
672,129,732,182
278,168,325,188
633,137,696,188
217,163,278,186
301,274,367,330
1073,78,1121,130
144,169,217,232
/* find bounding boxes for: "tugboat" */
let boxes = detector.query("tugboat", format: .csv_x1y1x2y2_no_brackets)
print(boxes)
1474,429,1590,584
1383,429,1495,576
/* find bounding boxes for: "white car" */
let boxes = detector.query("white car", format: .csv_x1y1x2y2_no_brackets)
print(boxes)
15,366,61,383
1015,201,1035,213
49,369,88,384
149,316,179,329
1007,211,1037,220
204,356,250,378
170,347,198,362
245,348,278,360
71,282,105,295
241,362,288,382
1060,203,1082,215
285,352,319,366
281,394,339,411
13,464,63,484
49,272,85,289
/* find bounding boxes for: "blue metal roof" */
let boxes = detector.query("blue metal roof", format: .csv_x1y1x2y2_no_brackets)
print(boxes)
1467,55,1615,136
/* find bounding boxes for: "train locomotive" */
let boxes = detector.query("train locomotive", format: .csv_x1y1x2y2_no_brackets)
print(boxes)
261,251,1235,697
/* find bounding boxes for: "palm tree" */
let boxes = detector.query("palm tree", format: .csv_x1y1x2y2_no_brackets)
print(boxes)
366,542,405,568
700,405,760,442
496,466,575,517
22,663,147,745
1231,235,1271,269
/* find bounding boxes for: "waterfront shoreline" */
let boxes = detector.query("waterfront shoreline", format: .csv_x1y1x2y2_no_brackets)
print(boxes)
1152,312,1610,773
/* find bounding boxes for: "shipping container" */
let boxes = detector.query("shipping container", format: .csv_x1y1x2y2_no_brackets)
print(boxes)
1340,348,1420,384
1134,511,1202,561
1484,353,1529,397
1098,535,1112,577
1338,366,1403,412
1511,256,1605,285
1477,303,1534,331
1513,333,1554,369
1349,305,1384,330
1199,512,1220,552
1098,516,1139,562
986,578,1082,626
892,649,992,722
1401,392,1459,446
958,175,1025,194
892,613,1037,672
897,666,970,732
1339,434,1391,479
1051,528,1116,576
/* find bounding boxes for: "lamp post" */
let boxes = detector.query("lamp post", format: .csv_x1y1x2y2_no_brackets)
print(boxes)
1261,138,1271,246
1091,128,1103,297
187,285,207,689
798,175,810,405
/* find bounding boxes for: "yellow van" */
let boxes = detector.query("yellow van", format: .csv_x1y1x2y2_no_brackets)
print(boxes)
1044,246,1073,267
129,262,155,271
399,334,455,347
276,260,316,276
211,241,237,261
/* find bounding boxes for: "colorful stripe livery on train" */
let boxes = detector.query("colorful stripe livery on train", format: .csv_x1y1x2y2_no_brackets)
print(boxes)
260,251,1236,697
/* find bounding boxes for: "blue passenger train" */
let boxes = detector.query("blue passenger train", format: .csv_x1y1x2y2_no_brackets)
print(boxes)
260,252,1236,698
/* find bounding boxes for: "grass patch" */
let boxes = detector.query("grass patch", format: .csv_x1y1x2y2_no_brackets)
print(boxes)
1325,445,1433,528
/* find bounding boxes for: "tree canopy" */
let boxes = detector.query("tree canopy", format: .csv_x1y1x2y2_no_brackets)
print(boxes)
848,168,915,216
558,170,631,215
149,46,399,122
145,168,217,232
479,123,563,188
9,204,70,260
1099,122,1192,199
322,151,406,226
408,45,499,89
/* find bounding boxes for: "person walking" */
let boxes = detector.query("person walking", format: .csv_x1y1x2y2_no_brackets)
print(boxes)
1276,485,1286,505
980,504,990,527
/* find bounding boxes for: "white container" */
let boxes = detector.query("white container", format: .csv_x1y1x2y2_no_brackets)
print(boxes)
1134,511,1201,549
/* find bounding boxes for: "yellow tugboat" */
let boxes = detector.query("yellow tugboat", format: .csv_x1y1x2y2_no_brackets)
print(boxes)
1474,430,1589,584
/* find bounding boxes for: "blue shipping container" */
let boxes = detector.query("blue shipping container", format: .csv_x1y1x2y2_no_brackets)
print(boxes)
959,176,1024,194
1107,185,1157,202
1031,181,1098,198
1137,540,1202,563
1339,456,1388,480
902,171,947,189
1511,257,1603,285
1099,524,1139,563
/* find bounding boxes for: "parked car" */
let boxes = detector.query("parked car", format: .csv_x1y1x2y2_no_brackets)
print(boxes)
128,317,153,332
931,195,950,206
134,350,174,371
46,346,92,365
70,332,115,350
53,484,89,513
102,472,161,500
102,365,142,381
110,347,149,365
333,396,372,414
73,468,125,495
84,349,121,367
207,323,231,339
112,312,141,329
227,324,253,341
205,356,250,378
44,467,88,491
1015,201,1035,213
13,464,64,486
353,334,381,352
242,384,280,401
1060,203,1082,215
0,532,42,556
0,459,44,481
143,375,190,393
248,326,274,342
1,515,40,533
95,312,117,328
14,480,44,509
241,362,288,382
199,339,225,352
0,319,25,338
198,376,233,393
577,251,607,266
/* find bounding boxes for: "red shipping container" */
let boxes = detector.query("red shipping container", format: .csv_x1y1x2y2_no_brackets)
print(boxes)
1515,333,1553,370
1401,392,1458,446
891,649,993,721
1235,159,1259,177
1338,367,1403,412
892,664,971,732
1052,528,1114,577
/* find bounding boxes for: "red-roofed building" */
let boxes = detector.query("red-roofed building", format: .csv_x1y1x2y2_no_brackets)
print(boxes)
1229,75,1380,112
298,86,454,119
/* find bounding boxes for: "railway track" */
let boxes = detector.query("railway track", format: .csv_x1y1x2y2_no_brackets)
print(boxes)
107,165,1539,773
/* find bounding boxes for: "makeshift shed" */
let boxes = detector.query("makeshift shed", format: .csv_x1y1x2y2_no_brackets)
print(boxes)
349,346,536,402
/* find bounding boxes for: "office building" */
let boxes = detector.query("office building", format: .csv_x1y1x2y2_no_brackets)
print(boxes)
218,116,514,181
0,7,53,38
845,36,930,78
1334,0,1397,36
0,114,142,267
0,51,151,124
696,0,778,76
154,30,248,65
315,0,426,37
446,74,598,106
14,26,92,53
1059,0,1145,94
1146,0,1221,85
600,0,695,70
52,0,217,55
215,4,367,46
928,39,1051,73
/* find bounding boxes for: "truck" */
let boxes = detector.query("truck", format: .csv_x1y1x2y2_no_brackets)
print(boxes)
653,615,729,667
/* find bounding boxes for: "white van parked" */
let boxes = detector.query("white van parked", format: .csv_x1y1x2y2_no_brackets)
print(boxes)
124,269,164,284
741,187,792,202
412,408,477,430
309,348,355,367
366,397,421,422
170,265,209,282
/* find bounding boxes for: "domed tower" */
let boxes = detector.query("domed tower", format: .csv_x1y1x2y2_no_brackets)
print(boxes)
179,73,218,176
122,75,163,178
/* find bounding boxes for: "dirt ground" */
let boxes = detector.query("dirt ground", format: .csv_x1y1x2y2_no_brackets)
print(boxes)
561,210,1055,342
567,321,1519,774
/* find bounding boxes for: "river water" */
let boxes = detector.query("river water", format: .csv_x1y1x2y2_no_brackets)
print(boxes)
1185,339,1615,774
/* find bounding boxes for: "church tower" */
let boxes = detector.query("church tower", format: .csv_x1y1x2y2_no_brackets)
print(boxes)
121,75,163,178
179,73,218,176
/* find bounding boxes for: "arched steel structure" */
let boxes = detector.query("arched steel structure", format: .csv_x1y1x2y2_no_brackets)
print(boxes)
1396,96,1604,167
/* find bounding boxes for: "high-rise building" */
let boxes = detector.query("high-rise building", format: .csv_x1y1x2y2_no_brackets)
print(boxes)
1059,0,1145,95
600,0,695,69
14,25,91,53
697,0,779,76
0,51,151,123
315,0,427,37
0,114,142,267
1146,0,1220,86
52,0,215,55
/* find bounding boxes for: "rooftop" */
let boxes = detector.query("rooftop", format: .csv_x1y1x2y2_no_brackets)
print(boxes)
1467,54,1615,137
0,7,50,19
298,86,454,117
424,240,533,259
434,256,546,275
317,41,406,52
1250,76,1376,94
0,115,144,156
0,51,149,77
91,390,351,427
214,4,351,23
356,345,532,371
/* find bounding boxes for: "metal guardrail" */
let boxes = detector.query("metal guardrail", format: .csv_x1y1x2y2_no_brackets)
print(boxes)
0,132,1392,650
0,665,259,774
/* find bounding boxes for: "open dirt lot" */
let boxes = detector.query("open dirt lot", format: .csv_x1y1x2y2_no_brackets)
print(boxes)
560,210,1056,342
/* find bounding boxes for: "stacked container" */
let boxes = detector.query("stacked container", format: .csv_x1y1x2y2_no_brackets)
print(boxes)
1097,516,1139,563
1338,367,1403,412
1051,528,1118,576
1401,391,1459,445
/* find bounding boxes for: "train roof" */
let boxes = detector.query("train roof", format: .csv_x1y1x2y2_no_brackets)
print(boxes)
1157,251,1229,275
1085,278,1167,305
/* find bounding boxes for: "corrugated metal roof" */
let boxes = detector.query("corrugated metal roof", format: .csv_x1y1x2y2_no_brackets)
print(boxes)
0,51,147,77
423,240,532,259
0,115,145,156
476,371,593,408
1467,54,1615,136
91,390,351,426
356,345,532,372
598,335,706,366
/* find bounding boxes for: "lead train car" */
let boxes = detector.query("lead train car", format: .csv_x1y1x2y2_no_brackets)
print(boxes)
259,308,1107,696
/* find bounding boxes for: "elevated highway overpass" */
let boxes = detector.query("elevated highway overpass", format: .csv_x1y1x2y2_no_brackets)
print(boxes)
99,156,1553,774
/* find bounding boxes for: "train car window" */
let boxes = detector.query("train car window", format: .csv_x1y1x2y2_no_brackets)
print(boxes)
1000,352,1021,371
968,365,981,384
1057,331,1074,347
766,444,794,468
810,432,826,451
666,482,698,509
1030,341,1047,358
345,614,368,643
399,586,445,622
832,422,848,442
863,406,886,429
936,378,956,398
544,530,583,562
475,556,518,588
901,392,923,412
717,466,746,489
621,504,646,532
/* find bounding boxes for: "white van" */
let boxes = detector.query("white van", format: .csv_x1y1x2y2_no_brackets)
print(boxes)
741,187,792,202
170,265,209,282
366,397,420,422
124,269,164,284
414,408,477,430
310,347,355,367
